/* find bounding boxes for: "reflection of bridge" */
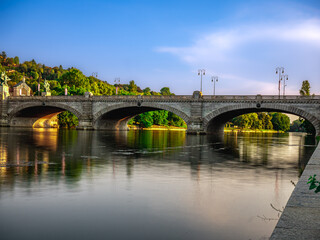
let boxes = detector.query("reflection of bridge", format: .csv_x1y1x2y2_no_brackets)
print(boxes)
0,92,319,136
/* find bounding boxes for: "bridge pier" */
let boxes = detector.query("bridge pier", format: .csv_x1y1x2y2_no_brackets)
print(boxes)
77,119,94,130
0,99,9,127
186,118,206,134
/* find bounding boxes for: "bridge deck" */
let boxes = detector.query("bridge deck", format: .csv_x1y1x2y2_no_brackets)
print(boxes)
271,142,320,239
6,94,320,101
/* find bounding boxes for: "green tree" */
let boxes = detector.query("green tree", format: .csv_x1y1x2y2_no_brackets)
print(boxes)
58,111,79,128
264,114,273,129
13,56,19,65
160,87,173,95
232,114,251,129
152,110,168,126
59,68,89,89
1,51,7,59
270,113,290,132
135,112,153,128
30,71,39,80
143,87,151,95
128,80,138,92
167,112,186,128
300,80,311,96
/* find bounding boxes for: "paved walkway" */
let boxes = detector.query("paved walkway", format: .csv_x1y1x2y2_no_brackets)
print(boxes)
271,142,320,239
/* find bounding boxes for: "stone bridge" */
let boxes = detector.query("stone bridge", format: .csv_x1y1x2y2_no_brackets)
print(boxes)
0,92,319,136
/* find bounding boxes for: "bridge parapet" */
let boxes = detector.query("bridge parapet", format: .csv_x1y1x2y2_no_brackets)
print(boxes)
6,95,320,103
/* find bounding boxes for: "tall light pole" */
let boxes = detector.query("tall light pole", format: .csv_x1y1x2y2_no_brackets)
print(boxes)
211,76,218,96
276,67,284,99
114,78,120,95
198,69,205,93
38,72,41,96
281,75,288,97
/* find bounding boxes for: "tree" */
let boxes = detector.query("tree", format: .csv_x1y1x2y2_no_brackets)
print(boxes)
128,80,137,92
160,87,173,95
264,114,273,129
58,111,79,128
143,87,151,95
290,119,303,132
136,112,153,128
167,112,186,128
1,51,7,59
30,71,39,80
300,80,311,96
13,56,19,65
270,112,290,132
59,68,89,89
232,114,251,129
152,110,168,126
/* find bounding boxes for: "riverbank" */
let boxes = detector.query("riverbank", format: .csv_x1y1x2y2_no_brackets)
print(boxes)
224,127,283,133
271,141,320,239
127,125,284,133
128,125,187,131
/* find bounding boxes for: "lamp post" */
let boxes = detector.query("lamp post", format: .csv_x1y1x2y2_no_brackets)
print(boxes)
198,69,205,93
281,75,288,97
211,76,218,96
114,78,120,95
275,67,284,99
38,72,41,96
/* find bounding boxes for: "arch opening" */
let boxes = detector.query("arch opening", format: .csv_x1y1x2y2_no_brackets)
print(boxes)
94,106,188,131
9,106,79,128
205,108,318,136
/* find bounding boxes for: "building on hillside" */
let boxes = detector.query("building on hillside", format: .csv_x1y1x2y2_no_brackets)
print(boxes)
13,77,31,96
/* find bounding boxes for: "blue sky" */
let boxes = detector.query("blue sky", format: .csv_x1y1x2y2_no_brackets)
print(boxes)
1,0,320,95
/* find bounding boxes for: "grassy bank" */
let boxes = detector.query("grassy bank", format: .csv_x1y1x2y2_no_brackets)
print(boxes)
224,127,283,133
128,125,284,133
128,125,187,131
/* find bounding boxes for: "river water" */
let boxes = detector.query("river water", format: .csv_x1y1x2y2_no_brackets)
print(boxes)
0,128,316,240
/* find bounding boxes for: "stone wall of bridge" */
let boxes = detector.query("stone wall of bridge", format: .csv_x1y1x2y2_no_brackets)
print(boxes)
0,94,319,136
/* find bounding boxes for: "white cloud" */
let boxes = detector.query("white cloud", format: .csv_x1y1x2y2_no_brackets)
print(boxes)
157,19,320,62
156,19,320,95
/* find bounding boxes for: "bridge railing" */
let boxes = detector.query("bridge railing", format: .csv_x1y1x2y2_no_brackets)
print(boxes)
201,95,320,100
5,95,320,101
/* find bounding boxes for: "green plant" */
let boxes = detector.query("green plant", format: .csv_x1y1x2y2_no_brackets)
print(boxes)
307,175,320,193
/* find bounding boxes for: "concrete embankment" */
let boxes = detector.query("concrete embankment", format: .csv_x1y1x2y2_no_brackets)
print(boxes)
271,142,320,239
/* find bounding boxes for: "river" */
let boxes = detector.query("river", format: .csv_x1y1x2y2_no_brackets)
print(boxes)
0,128,316,240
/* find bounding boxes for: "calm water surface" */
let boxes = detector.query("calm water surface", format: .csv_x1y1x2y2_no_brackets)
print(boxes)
0,128,316,240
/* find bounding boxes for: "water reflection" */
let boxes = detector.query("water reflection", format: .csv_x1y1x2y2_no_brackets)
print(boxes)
0,128,316,240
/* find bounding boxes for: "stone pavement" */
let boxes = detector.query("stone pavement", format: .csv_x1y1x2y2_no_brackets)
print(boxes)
271,142,320,239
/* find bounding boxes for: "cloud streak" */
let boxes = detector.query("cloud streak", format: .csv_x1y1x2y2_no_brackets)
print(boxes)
157,19,320,62
156,19,320,95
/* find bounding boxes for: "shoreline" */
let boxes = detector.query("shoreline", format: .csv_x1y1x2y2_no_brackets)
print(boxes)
128,125,284,133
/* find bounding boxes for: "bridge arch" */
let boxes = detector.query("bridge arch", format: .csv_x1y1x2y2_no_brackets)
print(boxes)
203,103,320,136
93,102,190,130
8,102,83,128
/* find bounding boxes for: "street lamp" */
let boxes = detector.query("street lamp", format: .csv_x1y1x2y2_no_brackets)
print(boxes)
211,76,218,96
198,69,205,93
281,75,288,97
114,77,120,95
38,72,42,96
275,67,284,99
